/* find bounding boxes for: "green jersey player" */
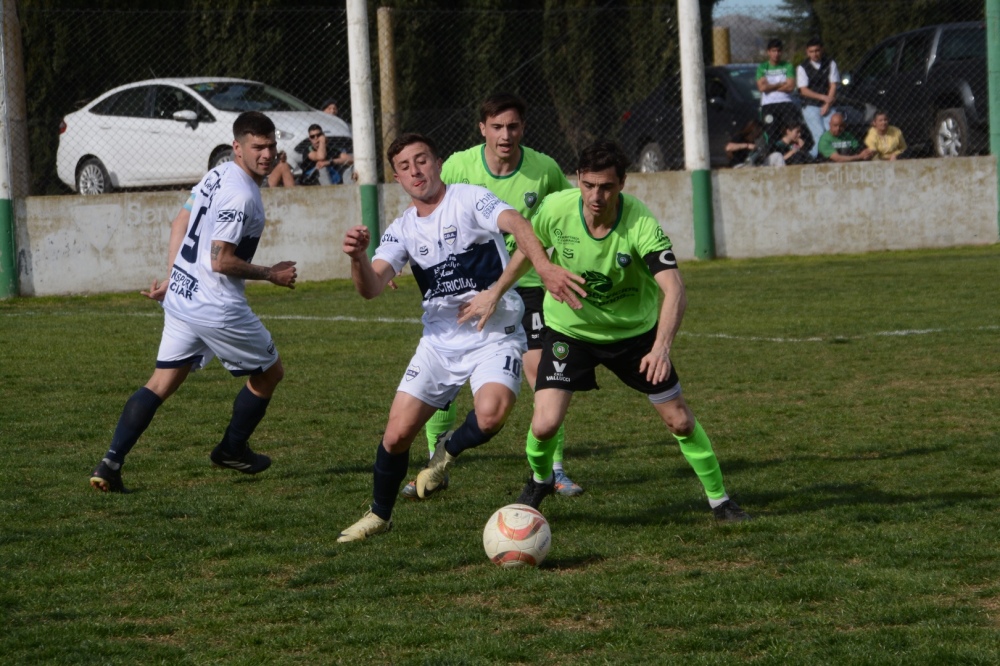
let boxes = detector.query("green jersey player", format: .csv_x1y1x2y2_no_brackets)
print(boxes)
461,140,750,522
411,93,585,498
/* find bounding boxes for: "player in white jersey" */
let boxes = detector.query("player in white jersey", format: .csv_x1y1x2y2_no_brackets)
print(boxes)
336,132,586,542
89,111,298,493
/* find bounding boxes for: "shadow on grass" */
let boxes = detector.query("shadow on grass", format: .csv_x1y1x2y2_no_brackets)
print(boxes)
542,553,608,570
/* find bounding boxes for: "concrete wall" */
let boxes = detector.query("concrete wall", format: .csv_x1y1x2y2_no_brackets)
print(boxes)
15,156,998,296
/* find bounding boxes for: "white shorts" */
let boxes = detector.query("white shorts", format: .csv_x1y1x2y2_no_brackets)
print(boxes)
156,311,279,377
397,338,526,409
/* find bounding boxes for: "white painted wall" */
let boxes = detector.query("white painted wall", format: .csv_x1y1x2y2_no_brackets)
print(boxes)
15,156,998,296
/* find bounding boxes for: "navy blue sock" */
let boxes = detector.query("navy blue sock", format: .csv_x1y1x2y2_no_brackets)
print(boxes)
106,387,163,465
445,410,499,457
219,386,270,453
371,443,409,521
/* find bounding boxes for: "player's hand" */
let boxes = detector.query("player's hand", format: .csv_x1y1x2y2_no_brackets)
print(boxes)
141,278,169,302
638,345,672,385
269,261,298,289
342,225,371,258
537,264,586,310
457,289,500,331
388,279,399,291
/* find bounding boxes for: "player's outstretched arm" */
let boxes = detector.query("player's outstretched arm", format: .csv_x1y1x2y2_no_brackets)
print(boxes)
458,249,532,331
210,240,298,289
496,210,586,309
342,224,395,299
639,269,687,384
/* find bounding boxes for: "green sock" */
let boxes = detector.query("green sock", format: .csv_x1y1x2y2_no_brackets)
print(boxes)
551,424,566,466
425,402,457,455
525,426,557,482
673,420,726,500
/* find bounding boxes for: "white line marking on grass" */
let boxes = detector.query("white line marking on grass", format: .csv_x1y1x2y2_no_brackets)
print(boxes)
4,311,996,340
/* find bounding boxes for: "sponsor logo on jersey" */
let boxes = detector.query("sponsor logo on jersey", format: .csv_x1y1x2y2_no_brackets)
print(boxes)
419,245,429,256
546,356,571,382
474,191,503,219
267,340,276,355
505,325,515,334
443,225,457,246
218,209,245,225
169,265,200,301
524,191,538,209
381,232,399,244
552,342,569,360
617,252,632,267
553,228,581,244
582,270,613,293
562,248,574,259
405,365,420,381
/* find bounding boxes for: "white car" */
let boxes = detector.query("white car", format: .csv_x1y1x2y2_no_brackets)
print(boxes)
56,77,352,195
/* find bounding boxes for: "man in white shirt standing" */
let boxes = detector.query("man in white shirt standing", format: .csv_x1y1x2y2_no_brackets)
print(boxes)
89,111,298,493
797,37,841,159
336,132,585,542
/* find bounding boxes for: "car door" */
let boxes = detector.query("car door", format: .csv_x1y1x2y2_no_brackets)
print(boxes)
151,85,218,182
845,37,902,117
88,86,155,185
705,74,737,164
886,30,934,143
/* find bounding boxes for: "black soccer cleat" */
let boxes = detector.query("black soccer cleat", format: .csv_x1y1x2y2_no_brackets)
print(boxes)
712,499,752,523
210,444,272,475
516,476,555,510
90,459,129,493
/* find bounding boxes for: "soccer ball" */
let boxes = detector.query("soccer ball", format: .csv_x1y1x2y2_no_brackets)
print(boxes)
482,503,551,569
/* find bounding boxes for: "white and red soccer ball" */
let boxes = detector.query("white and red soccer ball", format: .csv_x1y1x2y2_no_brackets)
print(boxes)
482,503,551,568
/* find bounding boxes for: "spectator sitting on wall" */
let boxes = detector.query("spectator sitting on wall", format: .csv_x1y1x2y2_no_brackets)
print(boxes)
296,124,342,185
321,97,356,181
797,37,840,160
725,119,766,168
766,121,809,167
864,110,907,161
818,113,874,163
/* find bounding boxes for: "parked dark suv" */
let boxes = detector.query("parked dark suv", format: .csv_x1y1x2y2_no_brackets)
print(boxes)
840,22,986,157
619,64,762,171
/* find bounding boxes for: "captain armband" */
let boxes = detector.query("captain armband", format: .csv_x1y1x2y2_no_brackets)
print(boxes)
643,249,678,275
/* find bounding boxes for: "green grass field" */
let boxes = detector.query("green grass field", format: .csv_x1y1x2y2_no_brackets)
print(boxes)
2,245,999,665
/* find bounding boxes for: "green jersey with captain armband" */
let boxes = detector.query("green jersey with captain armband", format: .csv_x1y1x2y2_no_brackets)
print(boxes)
441,144,572,288
531,189,675,344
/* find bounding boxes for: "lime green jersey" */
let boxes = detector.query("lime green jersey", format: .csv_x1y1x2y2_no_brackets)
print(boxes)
441,144,572,288
532,189,674,343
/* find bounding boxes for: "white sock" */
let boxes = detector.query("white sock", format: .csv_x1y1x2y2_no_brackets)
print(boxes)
707,495,730,509
533,472,554,484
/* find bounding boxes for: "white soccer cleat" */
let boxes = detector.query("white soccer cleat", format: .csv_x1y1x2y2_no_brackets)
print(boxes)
337,509,392,543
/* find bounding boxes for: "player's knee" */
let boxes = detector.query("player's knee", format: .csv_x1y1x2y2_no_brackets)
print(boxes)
531,417,561,442
475,409,508,434
665,411,695,437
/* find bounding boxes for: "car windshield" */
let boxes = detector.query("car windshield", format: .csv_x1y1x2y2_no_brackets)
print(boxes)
728,67,761,102
186,81,314,112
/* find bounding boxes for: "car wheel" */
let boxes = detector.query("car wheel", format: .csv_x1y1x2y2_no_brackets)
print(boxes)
637,142,665,173
76,158,111,195
210,147,234,169
933,109,968,157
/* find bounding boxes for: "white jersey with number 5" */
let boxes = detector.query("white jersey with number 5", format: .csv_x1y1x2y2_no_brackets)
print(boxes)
163,162,266,328
375,183,526,352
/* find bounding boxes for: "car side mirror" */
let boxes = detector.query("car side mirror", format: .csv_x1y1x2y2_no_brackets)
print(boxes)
173,109,199,129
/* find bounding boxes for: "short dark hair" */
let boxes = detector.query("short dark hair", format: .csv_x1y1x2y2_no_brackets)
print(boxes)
233,111,274,140
479,92,526,123
321,98,337,109
577,140,630,180
387,132,439,171
308,123,322,133
806,37,823,48
873,109,889,123
767,38,784,50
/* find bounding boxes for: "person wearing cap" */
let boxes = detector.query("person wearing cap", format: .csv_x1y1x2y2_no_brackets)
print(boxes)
320,97,355,180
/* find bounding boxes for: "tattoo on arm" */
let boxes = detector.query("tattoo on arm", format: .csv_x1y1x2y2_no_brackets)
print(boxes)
211,241,271,280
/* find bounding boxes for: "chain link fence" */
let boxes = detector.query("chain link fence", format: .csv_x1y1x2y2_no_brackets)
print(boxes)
14,1,989,197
